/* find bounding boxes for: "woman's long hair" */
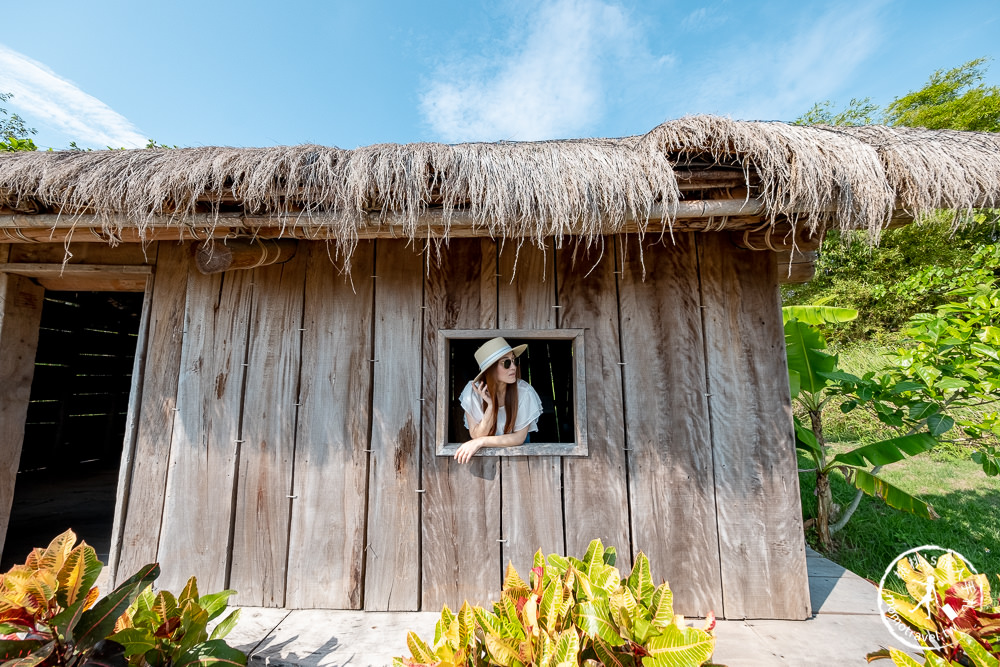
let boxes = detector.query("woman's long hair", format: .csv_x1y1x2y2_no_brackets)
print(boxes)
480,361,520,435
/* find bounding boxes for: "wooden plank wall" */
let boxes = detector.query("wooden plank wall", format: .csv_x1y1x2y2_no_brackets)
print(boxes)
698,234,810,620
99,235,808,619
619,235,722,616
284,242,374,608
421,239,501,609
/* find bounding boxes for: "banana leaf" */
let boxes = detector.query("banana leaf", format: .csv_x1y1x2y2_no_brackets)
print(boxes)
785,320,837,396
782,305,859,325
832,433,937,468
839,468,938,520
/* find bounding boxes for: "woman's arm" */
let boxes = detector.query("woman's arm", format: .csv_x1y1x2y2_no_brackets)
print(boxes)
454,426,530,464
466,409,494,439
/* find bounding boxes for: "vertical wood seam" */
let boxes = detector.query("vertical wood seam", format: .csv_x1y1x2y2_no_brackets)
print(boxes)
108,272,155,584
416,249,426,609
693,235,727,617
280,262,309,606
553,244,569,558
224,275,252,589
494,240,503,591
552,243,568,557
612,236,636,560
359,241,378,609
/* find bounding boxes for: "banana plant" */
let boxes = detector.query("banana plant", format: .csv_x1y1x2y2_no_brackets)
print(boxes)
784,306,942,551
394,539,716,667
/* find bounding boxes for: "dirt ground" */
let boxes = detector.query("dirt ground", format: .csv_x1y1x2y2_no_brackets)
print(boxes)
1,462,117,570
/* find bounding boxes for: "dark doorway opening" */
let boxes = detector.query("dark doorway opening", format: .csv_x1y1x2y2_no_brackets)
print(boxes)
0,291,143,570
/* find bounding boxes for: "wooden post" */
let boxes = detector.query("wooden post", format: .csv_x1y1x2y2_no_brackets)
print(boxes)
0,251,45,557
106,275,154,585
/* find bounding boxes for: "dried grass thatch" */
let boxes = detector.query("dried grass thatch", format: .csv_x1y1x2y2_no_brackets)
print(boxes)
641,115,896,241
0,116,998,250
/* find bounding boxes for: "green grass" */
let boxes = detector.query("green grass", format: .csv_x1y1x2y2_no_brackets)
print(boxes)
799,439,1000,592
799,340,1000,591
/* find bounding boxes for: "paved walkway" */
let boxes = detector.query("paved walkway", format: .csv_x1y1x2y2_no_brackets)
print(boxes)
222,548,907,666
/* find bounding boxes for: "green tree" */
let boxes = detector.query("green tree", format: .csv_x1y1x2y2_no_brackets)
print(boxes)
885,57,1000,131
784,58,1000,341
0,91,37,152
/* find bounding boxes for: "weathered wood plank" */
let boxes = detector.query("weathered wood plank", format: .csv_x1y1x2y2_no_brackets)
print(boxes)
421,238,502,609
155,266,252,593
9,242,153,265
0,274,44,557
0,263,151,292
364,240,423,610
115,243,190,583
619,234,723,617
557,241,630,559
229,252,308,607
107,276,154,584
497,242,564,573
284,242,375,609
697,233,810,620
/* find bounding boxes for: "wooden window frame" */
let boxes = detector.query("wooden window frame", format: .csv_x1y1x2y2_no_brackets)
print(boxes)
435,328,588,457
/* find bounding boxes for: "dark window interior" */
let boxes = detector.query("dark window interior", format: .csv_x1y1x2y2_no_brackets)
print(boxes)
447,338,575,443
1,291,142,570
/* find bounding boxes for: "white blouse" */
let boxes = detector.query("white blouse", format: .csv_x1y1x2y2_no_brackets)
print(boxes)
460,379,543,435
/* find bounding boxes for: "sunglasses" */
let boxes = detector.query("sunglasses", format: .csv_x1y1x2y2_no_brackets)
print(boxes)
499,357,520,369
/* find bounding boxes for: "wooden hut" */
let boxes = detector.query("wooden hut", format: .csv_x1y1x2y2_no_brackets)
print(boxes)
0,117,997,620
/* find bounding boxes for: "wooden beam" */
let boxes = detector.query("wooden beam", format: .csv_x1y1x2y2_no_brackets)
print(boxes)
195,239,298,274
0,274,45,557
0,263,152,292
732,224,824,252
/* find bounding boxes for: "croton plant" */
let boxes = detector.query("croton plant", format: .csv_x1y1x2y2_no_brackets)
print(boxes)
0,530,244,667
395,539,717,667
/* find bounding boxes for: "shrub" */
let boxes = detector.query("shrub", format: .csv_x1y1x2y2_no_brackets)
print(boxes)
0,531,245,667
867,550,1000,665
394,539,716,667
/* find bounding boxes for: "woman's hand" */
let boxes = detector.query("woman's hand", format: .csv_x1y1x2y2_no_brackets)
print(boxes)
472,380,493,411
454,437,484,464
454,426,531,464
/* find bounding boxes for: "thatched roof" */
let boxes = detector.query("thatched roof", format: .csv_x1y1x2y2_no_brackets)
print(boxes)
0,116,998,248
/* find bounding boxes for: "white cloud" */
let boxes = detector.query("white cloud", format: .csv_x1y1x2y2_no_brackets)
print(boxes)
0,43,146,148
420,0,659,142
685,2,887,121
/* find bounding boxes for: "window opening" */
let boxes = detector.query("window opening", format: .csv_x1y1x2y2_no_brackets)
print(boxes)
436,329,588,457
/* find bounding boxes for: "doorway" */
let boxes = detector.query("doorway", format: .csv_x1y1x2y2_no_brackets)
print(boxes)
0,291,144,570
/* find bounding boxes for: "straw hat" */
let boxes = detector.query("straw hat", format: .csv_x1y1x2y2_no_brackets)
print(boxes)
473,337,527,381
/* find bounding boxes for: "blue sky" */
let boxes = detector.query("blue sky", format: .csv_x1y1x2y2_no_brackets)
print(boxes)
1,0,998,150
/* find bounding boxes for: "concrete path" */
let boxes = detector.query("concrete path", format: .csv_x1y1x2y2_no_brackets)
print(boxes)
222,548,909,666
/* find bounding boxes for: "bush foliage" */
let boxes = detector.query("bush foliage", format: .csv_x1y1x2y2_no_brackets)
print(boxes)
394,540,716,667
